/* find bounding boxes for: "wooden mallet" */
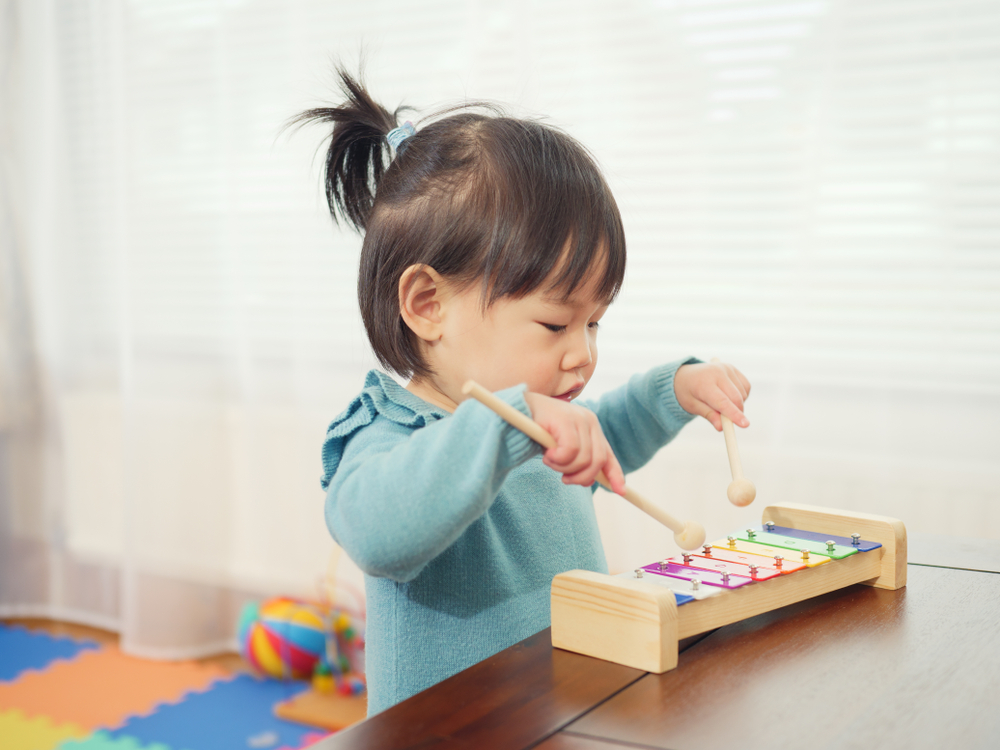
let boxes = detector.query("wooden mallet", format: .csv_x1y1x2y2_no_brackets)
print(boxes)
461,380,707,551
710,357,756,507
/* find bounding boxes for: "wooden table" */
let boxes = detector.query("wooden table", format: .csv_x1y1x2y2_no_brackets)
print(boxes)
315,534,1000,749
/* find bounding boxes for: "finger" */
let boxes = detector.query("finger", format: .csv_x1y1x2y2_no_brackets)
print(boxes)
560,420,593,478
736,368,751,400
561,467,596,487
543,420,580,467
718,377,746,416
546,421,592,475
600,437,626,496
713,387,749,428
727,365,751,401
691,399,723,431
562,433,605,488
723,365,748,402
566,422,603,488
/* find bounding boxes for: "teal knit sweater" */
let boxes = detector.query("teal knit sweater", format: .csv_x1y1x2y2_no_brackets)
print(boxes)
321,359,696,715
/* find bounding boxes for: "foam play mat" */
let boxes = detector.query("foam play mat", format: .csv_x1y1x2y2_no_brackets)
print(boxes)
0,624,334,750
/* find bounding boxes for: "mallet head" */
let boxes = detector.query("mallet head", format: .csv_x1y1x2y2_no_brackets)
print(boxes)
675,520,707,551
727,478,756,507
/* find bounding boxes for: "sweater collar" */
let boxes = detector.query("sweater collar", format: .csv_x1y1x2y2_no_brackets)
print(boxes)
363,370,450,423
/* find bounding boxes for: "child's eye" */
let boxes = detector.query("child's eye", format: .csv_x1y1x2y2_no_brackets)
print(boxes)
540,323,566,333
588,321,601,330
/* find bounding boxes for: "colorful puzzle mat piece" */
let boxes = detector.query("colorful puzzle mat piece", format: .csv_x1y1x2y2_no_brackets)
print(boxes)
58,731,172,750
0,708,88,750
0,624,100,682
107,674,313,750
0,645,228,730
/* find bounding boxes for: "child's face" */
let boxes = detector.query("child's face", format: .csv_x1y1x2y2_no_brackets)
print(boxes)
424,271,609,409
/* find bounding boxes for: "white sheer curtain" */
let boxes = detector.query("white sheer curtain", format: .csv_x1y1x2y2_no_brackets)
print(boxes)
2,0,998,657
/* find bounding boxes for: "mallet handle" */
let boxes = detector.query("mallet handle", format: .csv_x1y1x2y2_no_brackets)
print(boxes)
722,415,744,481
711,357,745,481
461,380,685,536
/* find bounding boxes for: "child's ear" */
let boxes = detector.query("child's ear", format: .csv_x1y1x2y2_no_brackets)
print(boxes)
399,264,447,342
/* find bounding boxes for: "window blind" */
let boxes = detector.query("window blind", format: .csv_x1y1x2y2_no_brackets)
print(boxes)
44,0,1000,577
52,0,999,393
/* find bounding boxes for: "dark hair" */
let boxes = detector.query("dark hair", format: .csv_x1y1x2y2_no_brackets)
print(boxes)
290,68,626,379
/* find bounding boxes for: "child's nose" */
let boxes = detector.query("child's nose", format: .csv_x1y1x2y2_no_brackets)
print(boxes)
561,331,593,370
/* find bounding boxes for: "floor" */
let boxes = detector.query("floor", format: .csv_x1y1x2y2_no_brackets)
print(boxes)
1,617,249,675
0,617,342,750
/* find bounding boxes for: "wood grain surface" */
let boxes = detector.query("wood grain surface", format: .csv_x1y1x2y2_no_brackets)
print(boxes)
565,564,1000,750
315,629,647,750
533,733,643,749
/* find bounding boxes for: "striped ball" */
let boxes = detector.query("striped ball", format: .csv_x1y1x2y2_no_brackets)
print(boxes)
238,598,328,680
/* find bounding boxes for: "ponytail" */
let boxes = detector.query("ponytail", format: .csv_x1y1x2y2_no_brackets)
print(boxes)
289,66,626,379
289,67,405,232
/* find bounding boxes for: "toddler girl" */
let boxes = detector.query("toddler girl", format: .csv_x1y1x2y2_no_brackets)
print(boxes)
297,70,751,715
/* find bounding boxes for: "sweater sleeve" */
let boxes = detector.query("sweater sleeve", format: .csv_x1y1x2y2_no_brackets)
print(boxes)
580,358,700,477
324,385,540,583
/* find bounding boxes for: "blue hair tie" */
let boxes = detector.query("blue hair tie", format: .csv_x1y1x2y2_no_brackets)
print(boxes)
386,121,415,152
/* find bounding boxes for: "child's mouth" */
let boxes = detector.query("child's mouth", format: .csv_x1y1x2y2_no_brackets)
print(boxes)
554,386,584,401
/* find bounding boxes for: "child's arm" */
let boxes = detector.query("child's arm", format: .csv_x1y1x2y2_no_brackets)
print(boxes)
324,386,539,583
581,358,750,476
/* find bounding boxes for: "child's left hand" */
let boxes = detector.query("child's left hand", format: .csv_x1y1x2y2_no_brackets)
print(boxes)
674,361,751,431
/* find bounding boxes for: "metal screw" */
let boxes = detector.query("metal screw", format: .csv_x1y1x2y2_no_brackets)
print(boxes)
801,549,810,561
683,554,693,565
826,540,836,553
765,521,775,532
703,544,713,556
727,536,737,547
747,528,756,539
749,564,759,577
658,560,667,571
852,533,861,546
691,578,701,591
635,568,644,578
774,555,783,568
722,572,731,585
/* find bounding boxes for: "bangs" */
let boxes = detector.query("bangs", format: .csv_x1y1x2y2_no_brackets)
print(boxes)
472,119,627,306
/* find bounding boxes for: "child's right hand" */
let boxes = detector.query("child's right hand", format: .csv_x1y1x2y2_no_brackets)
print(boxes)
523,392,626,496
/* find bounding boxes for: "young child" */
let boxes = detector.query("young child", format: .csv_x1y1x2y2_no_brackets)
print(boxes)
297,70,751,715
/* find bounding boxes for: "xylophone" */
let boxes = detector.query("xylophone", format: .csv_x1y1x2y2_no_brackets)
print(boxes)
460,378,907,675
550,503,906,673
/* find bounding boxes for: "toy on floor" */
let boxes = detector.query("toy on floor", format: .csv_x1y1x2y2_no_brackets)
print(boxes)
238,597,365,696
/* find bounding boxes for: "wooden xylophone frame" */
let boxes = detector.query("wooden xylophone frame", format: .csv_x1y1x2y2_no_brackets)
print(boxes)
550,502,907,673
